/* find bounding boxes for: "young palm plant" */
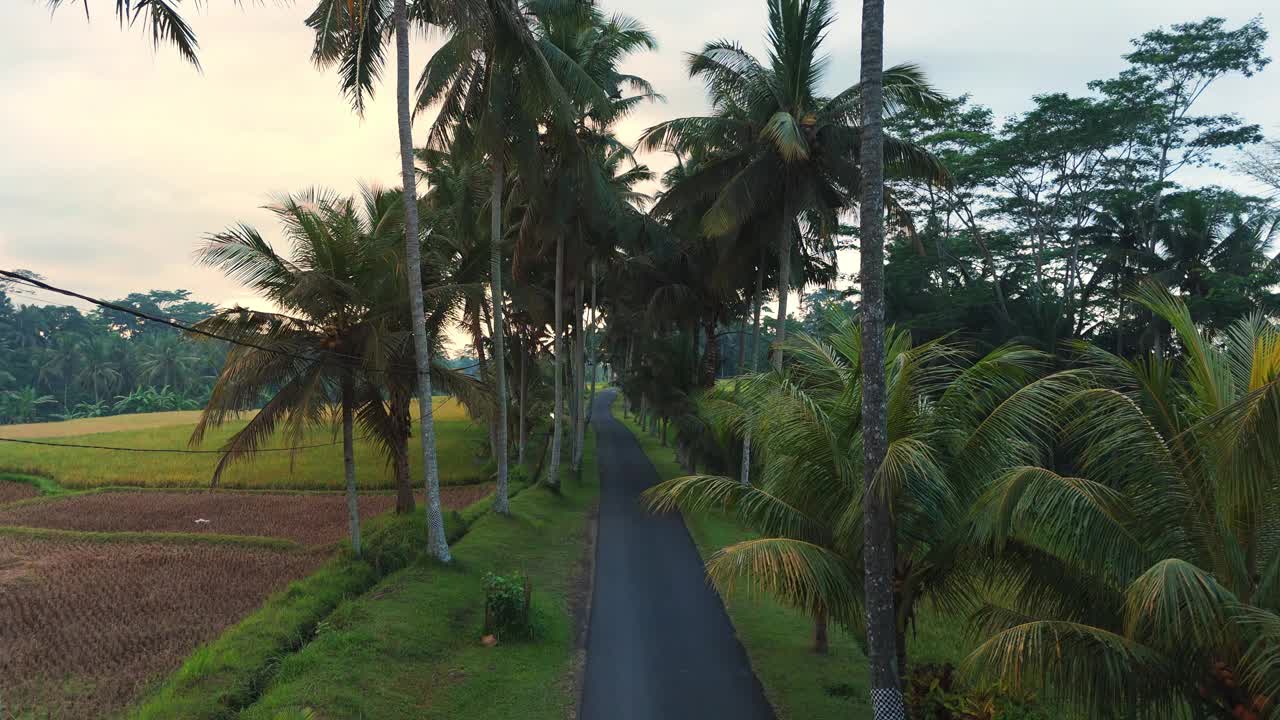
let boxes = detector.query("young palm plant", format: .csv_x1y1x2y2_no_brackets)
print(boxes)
965,282,1280,720
645,313,1083,665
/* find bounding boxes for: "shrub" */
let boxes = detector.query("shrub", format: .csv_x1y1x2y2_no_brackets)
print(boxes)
906,664,1045,720
482,571,534,641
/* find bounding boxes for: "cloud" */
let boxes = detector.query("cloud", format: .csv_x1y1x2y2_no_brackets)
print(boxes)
1,0,1275,339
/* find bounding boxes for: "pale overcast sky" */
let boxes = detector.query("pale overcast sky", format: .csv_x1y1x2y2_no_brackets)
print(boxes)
1,0,1276,321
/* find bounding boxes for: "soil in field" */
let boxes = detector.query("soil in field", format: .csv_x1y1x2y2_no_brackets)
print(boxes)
0,479,39,505
0,535,327,720
0,483,495,546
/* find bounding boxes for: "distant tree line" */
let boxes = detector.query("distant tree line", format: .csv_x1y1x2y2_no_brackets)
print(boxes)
0,276,486,425
0,280,225,423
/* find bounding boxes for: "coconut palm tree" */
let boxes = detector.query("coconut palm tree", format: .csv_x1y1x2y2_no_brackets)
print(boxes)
964,282,1280,720
856,0,902,714
646,316,1082,663
47,0,203,67
192,189,411,558
307,0,464,560
137,332,200,390
638,0,947,374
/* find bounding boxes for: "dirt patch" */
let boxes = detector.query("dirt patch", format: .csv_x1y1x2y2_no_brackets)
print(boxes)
0,479,39,505
0,534,326,719
0,484,494,546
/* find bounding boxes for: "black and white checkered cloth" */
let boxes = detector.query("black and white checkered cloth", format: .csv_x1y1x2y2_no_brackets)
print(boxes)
871,687,906,720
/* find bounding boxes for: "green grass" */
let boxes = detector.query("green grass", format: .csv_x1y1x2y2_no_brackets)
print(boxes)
0,399,490,490
609,397,971,720
126,485,496,720
236,432,598,720
0,471,67,497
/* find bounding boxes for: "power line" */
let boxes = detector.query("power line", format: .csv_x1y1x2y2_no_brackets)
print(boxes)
0,436,343,454
0,270,487,377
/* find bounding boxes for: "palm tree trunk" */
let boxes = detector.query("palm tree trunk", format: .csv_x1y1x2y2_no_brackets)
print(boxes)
702,316,720,387
490,157,510,514
517,332,527,467
813,605,829,654
395,0,450,562
858,0,903,715
573,279,586,472
341,374,362,558
391,385,414,513
545,235,565,491
733,317,747,400
473,310,496,463
586,263,598,425
740,257,764,486
774,216,791,372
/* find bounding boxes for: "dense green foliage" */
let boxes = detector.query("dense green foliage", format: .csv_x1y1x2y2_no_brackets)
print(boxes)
0,284,224,423
34,1,1280,718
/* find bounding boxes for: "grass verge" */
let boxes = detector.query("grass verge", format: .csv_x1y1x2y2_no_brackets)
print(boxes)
126,435,574,720
127,489,486,720
235,432,598,720
608,396,969,720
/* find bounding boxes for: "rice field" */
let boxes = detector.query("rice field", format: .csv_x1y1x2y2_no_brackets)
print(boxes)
0,399,498,718
0,534,329,720
0,484,494,547
0,398,490,490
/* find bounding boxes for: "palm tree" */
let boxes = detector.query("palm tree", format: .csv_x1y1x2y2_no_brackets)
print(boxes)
856,0,902,714
47,0,203,67
639,0,946,374
418,0,652,493
965,283,1280,720
307,0,457,561
1,387,58,423
75,336,122,403
640,0,944,490
192,189,400,558
645,318,1079,665
138,332,200,389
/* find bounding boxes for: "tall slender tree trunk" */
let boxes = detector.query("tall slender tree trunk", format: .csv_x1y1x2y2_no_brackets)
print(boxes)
733,317,747,400
395,0,450,562
813,605,829,654
391,385,415,513
774,215,791,372
545,236,565,491
341,375,362,558
473,310,497,463
586,263,598,425
517,332,527,467
572,279,586,472
740,257,765,486
489,161,510,513
702,316,720,387
858,0,903,715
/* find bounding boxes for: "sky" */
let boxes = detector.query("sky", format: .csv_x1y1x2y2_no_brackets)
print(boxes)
1,0,1277,335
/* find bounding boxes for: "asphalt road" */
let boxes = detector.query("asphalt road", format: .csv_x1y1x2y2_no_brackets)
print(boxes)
580,390,775,720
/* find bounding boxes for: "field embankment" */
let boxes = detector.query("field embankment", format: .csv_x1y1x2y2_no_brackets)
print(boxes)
230,434,598,720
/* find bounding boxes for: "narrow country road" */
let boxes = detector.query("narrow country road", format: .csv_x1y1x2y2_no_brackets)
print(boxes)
581,390,775,720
